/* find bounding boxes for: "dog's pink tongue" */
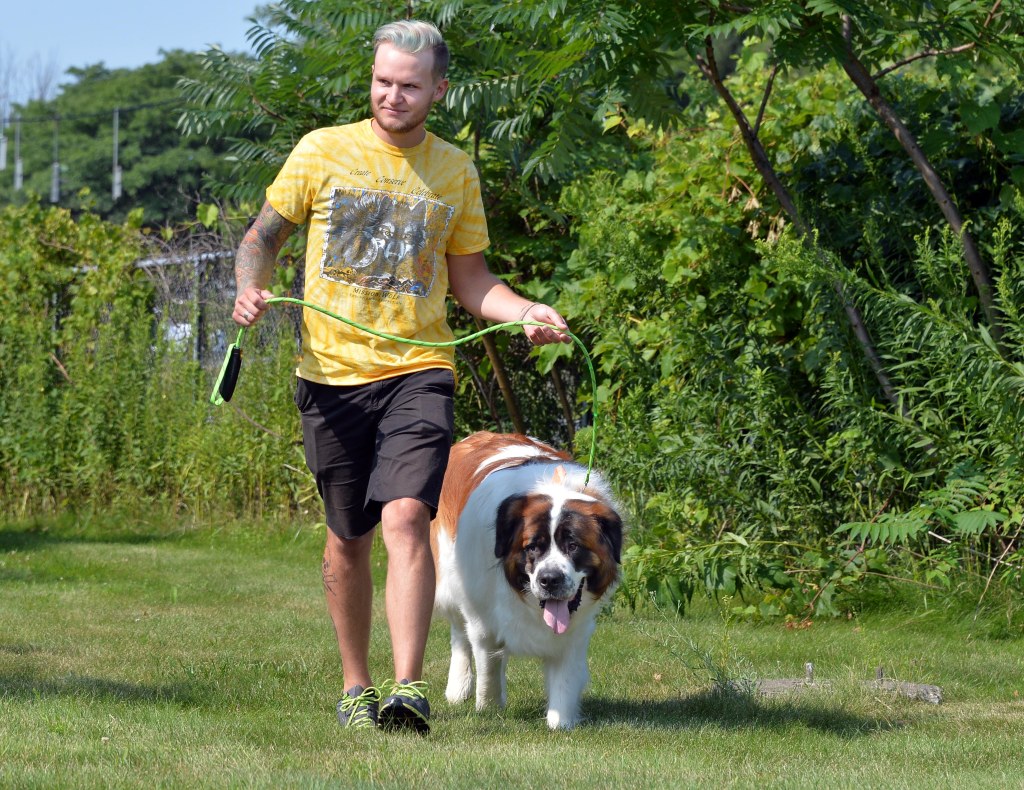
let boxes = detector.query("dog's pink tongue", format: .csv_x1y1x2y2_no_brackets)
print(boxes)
543,600,570,635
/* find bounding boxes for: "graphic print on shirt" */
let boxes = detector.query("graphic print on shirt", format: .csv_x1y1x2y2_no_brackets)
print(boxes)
320,187,455,298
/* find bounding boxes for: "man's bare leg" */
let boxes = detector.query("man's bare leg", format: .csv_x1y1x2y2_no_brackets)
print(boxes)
322,528,375,690
379,497,435,681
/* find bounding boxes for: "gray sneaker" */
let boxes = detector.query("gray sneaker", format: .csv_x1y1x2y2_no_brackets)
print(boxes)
336,685,380,729
378,679,430,734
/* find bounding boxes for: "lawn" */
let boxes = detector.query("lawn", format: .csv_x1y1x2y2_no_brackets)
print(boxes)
2,513,1023,789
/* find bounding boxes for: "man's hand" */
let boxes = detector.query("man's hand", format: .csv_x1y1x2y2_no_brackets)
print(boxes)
233,286,275,327
520,302,571,346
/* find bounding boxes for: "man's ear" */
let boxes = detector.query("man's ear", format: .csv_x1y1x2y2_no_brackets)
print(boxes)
433,78,449,102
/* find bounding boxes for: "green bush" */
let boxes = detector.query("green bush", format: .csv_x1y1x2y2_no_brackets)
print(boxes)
0,201,315,519
556,63,1024,622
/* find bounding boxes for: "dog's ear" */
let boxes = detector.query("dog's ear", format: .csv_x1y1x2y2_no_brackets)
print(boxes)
598,510,624,564
552,465,567,484
495,494,529,558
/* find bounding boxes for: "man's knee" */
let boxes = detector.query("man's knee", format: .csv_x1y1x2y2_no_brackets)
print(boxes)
382,498,430,526
325,528,374,566
380,499,431,550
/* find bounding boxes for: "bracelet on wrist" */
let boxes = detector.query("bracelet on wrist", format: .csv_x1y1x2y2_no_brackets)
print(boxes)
519,302,539,321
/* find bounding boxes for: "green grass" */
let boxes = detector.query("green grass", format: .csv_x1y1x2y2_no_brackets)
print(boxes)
2,513,1023,789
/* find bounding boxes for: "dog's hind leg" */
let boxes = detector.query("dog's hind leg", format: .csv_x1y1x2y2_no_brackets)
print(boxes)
445,620,474,704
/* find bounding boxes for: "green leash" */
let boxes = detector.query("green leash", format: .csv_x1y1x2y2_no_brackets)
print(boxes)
209,296,599,483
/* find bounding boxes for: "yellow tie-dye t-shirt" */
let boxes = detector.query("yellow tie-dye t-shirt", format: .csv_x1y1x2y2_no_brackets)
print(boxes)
265,119,490,385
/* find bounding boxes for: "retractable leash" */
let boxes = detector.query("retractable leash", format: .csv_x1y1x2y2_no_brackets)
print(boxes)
209,296,600,484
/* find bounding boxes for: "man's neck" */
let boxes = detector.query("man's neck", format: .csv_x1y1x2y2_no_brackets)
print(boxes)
370,118,427,148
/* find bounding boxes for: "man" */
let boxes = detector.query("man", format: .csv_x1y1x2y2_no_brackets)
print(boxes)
231,19,569,734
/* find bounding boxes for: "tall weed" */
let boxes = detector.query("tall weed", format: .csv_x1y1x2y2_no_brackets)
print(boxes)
0,201,314,519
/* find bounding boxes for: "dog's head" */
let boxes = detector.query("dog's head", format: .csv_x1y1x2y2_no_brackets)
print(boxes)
494,476,623,635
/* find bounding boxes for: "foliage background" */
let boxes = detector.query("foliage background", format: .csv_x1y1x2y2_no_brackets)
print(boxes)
0,52,240,226
2,0,1024,631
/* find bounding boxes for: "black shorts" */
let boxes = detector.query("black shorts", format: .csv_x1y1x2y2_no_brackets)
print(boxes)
294,369,456,540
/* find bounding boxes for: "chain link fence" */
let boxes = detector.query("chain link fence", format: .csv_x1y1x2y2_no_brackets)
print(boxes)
135,236,580,445
137,240,304,374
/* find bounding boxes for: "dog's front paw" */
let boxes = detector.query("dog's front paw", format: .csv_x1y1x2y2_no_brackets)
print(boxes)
546,708,579,730
446,674,474,704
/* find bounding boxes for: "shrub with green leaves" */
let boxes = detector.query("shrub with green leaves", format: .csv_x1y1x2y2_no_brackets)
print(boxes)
0,201,315,519
558,61,1024,620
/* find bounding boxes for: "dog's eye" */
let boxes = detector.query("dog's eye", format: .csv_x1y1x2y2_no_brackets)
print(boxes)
566,541,579,553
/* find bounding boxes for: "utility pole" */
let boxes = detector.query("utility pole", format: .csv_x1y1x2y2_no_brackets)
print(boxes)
0,108,7,171
50,115,60,203
112,107,122,200
14,114,22,190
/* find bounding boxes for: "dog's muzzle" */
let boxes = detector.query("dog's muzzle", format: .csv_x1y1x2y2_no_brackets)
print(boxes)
538,581,585,635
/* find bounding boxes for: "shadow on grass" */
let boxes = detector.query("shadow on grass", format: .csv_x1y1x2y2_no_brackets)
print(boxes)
584,687,906,736
0,669,208,708
0,526,171,585
0,525,168,554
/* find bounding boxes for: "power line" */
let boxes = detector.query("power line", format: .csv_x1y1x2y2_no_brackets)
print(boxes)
5,97,183,125
1,97,187,202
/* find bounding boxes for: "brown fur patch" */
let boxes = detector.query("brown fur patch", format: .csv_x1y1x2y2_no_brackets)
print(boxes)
564,500,623,598
496,494,554,596
430,432,572,571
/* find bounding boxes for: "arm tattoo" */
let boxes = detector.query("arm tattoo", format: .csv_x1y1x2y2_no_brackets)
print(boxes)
236,201,297,292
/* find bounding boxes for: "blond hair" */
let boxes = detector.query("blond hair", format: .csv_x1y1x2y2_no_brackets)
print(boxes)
373,20,450,81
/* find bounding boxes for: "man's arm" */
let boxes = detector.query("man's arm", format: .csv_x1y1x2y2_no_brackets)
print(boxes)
233,200,297,327
447,251,570,345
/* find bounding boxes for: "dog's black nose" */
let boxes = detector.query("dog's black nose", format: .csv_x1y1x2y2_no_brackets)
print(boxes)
538,569,563,591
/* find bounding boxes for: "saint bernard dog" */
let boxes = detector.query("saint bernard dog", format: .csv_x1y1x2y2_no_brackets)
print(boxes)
430,431,624,729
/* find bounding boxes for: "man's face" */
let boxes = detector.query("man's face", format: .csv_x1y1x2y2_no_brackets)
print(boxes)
371,43,448,140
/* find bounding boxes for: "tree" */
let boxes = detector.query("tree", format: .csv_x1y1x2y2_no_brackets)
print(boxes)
678,1,1024,346
834,4,1020,346
178,0,609,439
0,51,240,226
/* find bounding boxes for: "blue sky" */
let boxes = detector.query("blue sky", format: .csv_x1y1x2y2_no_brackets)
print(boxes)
2,1,259,101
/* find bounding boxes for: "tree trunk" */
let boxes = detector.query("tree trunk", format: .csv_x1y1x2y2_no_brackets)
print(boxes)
455,345,504,431
474,316,526,434
550,360,576,445
696,38,907,417
469,125,526,434
840,16,1003,347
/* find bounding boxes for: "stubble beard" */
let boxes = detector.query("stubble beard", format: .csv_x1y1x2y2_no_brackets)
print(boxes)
372,102,431,136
